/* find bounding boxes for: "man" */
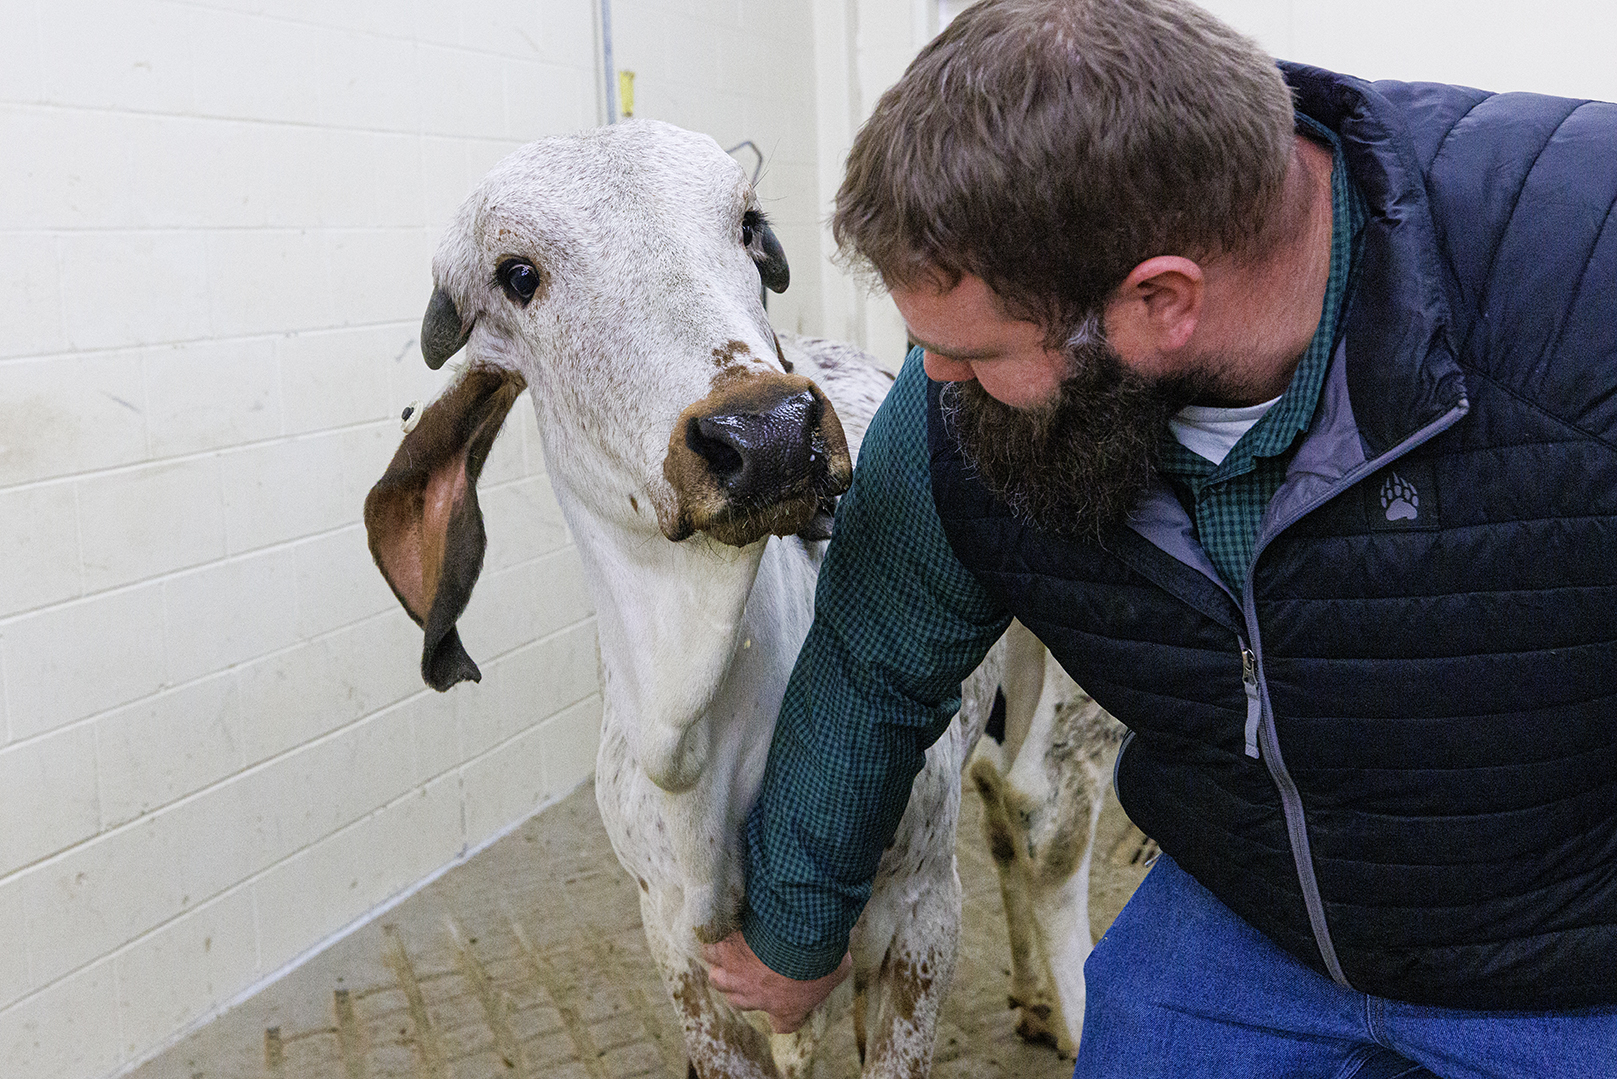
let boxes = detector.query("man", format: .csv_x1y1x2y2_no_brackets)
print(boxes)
705,0,1617,1075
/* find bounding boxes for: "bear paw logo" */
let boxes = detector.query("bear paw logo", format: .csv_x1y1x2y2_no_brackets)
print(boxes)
1380,472,1419,521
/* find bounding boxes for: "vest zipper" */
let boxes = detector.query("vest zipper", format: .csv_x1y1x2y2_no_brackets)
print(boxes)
1238,399,1471,992
1241,645,1262,760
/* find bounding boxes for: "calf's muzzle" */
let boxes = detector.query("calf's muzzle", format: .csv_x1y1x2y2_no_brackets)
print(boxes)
662,372,852,547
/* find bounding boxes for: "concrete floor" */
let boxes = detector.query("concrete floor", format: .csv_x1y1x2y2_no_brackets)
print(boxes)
131,777,1152,1079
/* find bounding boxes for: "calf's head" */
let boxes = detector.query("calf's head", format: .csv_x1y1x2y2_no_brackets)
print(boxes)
364,121,852,690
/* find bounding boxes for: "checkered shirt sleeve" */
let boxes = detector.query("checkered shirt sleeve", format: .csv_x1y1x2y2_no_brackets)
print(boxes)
740,350,1011,980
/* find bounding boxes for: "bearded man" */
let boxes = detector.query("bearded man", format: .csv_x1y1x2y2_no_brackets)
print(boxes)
703,0,1617,1075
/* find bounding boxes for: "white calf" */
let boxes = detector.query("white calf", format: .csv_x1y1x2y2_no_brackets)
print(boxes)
364,120,997,1078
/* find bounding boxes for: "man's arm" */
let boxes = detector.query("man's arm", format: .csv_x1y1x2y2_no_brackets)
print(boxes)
703,350,1010,1025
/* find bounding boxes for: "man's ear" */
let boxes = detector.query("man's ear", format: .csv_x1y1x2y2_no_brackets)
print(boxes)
364,363,528,691
1104,256,1204,360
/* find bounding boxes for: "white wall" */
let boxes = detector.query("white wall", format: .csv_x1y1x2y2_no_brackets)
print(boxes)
0,2,829,1077
1200,0,1617,102
809,0,946,372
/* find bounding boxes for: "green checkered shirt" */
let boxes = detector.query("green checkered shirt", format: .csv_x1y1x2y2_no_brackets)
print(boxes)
742,115,1365,980
1155,115,1364,591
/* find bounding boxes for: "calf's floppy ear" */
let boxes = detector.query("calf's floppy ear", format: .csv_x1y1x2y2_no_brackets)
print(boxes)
364,363,528,691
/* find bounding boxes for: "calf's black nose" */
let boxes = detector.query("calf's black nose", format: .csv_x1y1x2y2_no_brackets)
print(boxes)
687,389,821,504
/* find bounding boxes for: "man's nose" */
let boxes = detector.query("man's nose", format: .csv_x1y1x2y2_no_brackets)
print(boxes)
922,351,976,383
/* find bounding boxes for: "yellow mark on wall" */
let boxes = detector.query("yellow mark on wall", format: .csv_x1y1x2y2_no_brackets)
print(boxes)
619,70,636,118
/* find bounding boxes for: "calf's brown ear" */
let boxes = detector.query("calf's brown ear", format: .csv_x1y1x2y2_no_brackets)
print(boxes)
364,363,528,691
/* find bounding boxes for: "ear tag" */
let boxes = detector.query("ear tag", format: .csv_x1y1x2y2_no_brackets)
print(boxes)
401,401,424,433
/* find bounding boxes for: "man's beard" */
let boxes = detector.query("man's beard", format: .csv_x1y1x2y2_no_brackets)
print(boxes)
939,330,1207,540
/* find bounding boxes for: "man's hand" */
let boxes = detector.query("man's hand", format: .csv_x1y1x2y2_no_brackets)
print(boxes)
701,931,851,1033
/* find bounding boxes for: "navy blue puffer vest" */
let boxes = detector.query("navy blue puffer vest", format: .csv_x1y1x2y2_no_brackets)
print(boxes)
928,65,1617,1009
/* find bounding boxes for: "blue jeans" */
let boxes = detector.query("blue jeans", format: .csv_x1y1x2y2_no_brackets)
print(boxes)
1073,855,1617,1079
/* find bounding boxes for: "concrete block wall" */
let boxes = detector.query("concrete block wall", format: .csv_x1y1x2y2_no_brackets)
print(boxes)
0,2,831,1077
604,0,827,343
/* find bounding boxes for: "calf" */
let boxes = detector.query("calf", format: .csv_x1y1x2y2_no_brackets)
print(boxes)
364,120,998,1078
969,622,1130,1056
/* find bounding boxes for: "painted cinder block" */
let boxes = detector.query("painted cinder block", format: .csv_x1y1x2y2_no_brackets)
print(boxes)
404,682,472,787
539,693,604,804
220,431,357,555
188,8,328,126
315,131,426,229
224,120,332,230
0,353,148,486
418,133,484,227
0,724,100,878
293,524,398,640
455,0,545,59
309,28,424,134
78,457,228,594
418,43,511,140
143,337,282,459
291,703,427,852
383,320,458,417
336,422,418,519
611,4,676,86
121,115,273,231
532,0,600,66
0,233,68,361
154,690,435,918
95,673,244,830
112,888,260,1063
1,583,168,741
234,610,424,767
499,620,601,733
456,621,600,764
0,106,133,232
59,230,213,353
460,693,602,847
324,228,429,326
0,959,122,1079
505,59,595,140
206,228,334,339
162,548,300,686
251,774,464,977
36,0,194,115
0,2,42,105
19,813,187,988
0,875,31,1011
458,545,595,664
0,480,81,618
480,476,572,575
278,327,400,435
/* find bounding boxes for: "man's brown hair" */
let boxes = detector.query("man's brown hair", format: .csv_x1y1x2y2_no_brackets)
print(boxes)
833,0,1295,340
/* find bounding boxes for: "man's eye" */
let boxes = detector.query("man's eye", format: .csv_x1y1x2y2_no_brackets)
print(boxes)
498,258,541,304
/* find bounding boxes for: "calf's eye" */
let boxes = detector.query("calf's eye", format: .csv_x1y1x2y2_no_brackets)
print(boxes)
497,258,541,304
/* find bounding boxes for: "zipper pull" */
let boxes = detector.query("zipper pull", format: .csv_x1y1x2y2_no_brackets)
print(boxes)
1241,646,1261,760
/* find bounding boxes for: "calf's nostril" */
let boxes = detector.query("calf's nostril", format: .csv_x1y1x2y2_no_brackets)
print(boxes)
687,417,746,481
